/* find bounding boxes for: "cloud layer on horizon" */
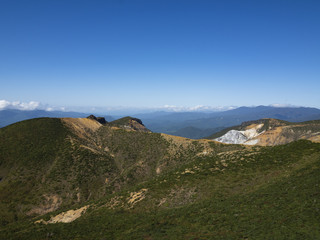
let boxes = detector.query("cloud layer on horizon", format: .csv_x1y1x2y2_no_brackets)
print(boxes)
0,99,306,115
0,100,237,113
0,100,41,111
0,100,66,112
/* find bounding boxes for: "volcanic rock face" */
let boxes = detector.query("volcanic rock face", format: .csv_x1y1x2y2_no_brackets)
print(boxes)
213,119,320,146
215,130,248,144
96,117,107,124
87,115,107,124
215,124,264,144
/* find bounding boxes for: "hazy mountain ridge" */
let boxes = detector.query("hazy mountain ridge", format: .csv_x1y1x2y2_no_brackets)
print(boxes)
163,126,224,139
2,106,320,140
136,106,320,138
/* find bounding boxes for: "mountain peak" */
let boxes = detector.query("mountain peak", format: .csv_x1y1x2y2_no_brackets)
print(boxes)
109,117,151,132
86,115,107,124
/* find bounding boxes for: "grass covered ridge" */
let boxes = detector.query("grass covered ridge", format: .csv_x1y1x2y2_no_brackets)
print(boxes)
0,118,319,239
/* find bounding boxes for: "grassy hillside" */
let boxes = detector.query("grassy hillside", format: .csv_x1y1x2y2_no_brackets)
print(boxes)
1,118,320,239
108,116,151,132
0,118,233,228
1,140,319,239
0,118,116,225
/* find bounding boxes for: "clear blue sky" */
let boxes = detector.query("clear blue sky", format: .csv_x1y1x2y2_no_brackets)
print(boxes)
1,0,319,110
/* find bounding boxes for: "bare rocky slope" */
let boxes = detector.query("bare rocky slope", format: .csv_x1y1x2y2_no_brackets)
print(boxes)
209,118,320,146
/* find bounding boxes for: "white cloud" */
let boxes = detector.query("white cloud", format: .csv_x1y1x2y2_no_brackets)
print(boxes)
189,105,206,111
269,103,298,108
159,105,235,112
0,100,10,110
46,106,66,112
0,100,72,112
0,100,41,110
14,101,40,110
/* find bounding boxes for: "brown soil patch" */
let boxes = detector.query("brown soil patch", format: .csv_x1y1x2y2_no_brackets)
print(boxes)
35,205,89,224
127,189,148,207
253,125,320,146
309,134,320,142
245,123,262,130
161,133,191,143
161,133,217,155
62,118,102,139
253,126,285,146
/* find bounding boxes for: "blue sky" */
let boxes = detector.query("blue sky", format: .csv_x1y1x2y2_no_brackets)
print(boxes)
1,0,319,111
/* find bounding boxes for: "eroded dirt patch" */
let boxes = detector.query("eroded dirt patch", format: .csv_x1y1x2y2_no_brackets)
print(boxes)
35,205,89,224
62,118,102,139
127,188,148,207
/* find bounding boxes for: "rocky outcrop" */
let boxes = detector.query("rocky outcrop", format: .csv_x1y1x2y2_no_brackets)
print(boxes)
215,130,248,144
87,115,107,124
213,119,320,146
35,205,89,224
215,124,265,144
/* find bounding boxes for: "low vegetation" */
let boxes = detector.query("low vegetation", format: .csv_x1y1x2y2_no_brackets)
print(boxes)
0,117,320,239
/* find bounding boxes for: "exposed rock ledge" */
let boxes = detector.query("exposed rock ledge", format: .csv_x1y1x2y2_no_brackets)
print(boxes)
35,205,89,224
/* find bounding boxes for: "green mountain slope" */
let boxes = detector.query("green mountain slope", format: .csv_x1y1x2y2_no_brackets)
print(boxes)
1,117,320,239
0,118,116,224
0,117,234,227
109,116,151,132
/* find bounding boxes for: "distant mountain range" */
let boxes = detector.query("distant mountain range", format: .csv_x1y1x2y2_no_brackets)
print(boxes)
134,106,320,138
1,106,320,139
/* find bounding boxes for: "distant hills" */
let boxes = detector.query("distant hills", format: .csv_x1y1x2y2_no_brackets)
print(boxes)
167,126,225,139
1,106,320,139
134,106,320,138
